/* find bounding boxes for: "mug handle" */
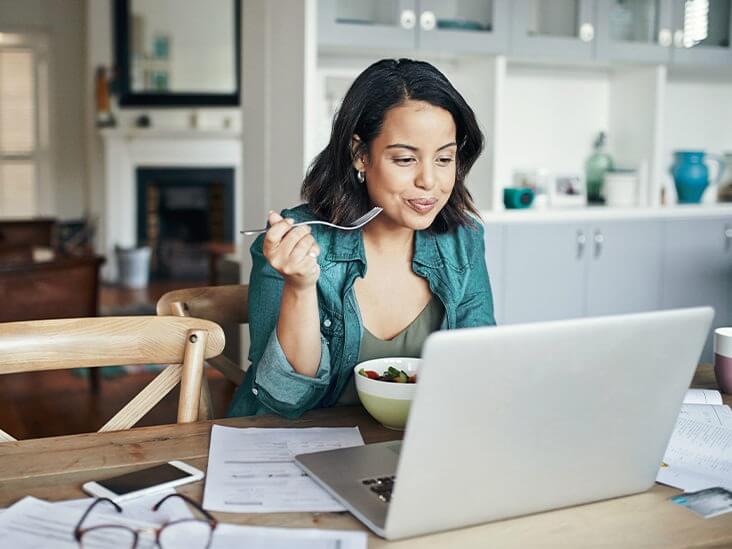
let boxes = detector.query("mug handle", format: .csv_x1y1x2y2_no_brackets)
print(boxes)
706,154,726,186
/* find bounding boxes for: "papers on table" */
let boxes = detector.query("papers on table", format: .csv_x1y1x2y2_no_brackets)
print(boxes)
683,389,723,405
679,404,732,428
203,425,364,513
657,386,732,492
0,495,367,549
0,493,191,549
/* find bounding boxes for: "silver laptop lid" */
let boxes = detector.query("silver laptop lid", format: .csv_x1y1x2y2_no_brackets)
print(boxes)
385,307,713,540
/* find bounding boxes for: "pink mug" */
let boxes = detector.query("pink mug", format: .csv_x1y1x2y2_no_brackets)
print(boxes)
714,327,732,394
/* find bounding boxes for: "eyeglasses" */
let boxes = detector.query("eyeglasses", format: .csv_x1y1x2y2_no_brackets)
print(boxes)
73,493,218,549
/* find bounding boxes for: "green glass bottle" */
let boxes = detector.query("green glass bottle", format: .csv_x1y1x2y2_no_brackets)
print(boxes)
585,132,613,204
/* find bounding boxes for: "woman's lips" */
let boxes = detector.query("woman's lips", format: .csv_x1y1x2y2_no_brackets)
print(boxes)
406,198,438,214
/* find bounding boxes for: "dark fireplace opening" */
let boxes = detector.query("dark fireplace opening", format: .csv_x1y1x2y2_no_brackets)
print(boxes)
137,167,234,280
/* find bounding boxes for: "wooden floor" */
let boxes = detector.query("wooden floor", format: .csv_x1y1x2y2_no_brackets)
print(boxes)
1,280,240,440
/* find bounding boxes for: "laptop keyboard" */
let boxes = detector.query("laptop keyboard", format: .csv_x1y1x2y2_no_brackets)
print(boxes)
361,475,396,503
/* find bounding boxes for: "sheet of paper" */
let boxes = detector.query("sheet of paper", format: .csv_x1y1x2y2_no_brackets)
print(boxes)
683,389,723,405
678,404,732,428
656,464,732,492
662,417,732,480
0,496,162,548
203,425,364,513
0,496,367,549
195,523,365,549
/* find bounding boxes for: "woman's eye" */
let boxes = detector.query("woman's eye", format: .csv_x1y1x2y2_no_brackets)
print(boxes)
436,157,454,165
394,157,416,166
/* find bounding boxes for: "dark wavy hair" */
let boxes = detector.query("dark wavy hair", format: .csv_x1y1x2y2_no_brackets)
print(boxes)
301,58,483,233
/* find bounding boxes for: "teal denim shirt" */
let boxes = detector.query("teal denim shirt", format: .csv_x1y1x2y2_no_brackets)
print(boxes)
228,204,496,419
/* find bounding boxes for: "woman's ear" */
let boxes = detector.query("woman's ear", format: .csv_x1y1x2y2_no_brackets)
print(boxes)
351,134,366,172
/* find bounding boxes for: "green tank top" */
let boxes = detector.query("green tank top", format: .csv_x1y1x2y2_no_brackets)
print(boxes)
337,296,444,405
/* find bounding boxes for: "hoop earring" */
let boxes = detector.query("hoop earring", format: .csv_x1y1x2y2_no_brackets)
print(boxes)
357,170,365,184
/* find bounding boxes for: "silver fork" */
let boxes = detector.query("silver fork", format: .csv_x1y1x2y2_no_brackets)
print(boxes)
240,206,383,236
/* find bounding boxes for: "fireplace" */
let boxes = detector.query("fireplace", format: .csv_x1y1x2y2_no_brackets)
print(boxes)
137,167,234,280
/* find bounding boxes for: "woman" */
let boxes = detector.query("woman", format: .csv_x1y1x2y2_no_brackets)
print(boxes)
229,58,495,418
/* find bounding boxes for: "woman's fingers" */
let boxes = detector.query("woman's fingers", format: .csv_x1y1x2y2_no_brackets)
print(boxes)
263,212,294,249
261,213,320,286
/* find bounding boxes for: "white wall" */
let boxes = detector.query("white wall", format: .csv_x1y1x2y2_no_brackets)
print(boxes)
0,0,86,219
498,63,610,194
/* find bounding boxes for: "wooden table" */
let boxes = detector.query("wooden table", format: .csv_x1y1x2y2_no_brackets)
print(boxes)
1,369,731,548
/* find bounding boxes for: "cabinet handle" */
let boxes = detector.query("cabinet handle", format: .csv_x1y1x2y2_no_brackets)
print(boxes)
673,29,684,48
577,230,587,259
579,23,594,42
400,9,416,30
420,10,436,31
593,230,604,258
658,28,672,47
725,225,732,251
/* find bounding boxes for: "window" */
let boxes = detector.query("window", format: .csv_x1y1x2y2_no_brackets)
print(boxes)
0,33,46,218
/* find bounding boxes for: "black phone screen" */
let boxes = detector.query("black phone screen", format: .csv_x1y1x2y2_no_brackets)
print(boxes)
97,463,192,495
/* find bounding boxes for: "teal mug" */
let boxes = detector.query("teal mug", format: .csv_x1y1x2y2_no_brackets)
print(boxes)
503,187,535,209
671,151,725,204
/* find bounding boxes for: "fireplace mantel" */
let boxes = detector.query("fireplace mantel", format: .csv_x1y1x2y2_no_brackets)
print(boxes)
99,130,242,282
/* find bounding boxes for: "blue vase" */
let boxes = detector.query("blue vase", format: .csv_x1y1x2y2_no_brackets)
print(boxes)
671,151,709,204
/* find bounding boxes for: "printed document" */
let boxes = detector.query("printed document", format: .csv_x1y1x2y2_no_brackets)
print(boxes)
678,403,732,428
203,425,364,513
657,415,732,492
683,389,723,405
0,496,366,549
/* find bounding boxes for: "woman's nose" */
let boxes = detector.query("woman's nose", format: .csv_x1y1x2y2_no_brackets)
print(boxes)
416,164,436,190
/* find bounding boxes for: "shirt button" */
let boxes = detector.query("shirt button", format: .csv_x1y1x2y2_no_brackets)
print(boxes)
251,387,259,396
323,319,332,328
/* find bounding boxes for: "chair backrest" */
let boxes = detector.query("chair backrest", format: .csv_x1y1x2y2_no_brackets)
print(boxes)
0,316,225,442
156,284,248,325
157,284,247,387
157,285,248,421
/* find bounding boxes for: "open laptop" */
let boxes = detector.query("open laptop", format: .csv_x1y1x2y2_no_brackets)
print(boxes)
295,307,714,540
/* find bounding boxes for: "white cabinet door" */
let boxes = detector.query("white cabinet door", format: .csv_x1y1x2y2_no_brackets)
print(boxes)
318,0,417,50
661,217,732,361
510,0,595,61
417,0,510,54
502,222,586,324
586,220,664,316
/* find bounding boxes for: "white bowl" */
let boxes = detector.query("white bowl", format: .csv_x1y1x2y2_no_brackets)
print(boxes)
353,357,421,430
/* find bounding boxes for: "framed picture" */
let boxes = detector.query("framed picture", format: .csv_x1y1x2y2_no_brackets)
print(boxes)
548,173,587,208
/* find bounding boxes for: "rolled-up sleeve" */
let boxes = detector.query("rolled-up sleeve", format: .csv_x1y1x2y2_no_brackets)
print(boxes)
246,234,332,417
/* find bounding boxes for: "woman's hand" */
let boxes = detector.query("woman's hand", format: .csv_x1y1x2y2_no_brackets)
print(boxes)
262,211,320,290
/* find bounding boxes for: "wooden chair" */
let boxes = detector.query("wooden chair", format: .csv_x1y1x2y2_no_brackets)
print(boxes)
0,316,225,442
157,285,248,420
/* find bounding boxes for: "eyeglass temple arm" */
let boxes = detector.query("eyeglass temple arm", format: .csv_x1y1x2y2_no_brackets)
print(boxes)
153,493,218,525
74,497,123,540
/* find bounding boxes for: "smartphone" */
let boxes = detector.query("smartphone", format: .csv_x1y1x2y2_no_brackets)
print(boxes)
82,461,204,501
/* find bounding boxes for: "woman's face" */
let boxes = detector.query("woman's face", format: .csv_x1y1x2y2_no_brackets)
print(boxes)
355,100,457,231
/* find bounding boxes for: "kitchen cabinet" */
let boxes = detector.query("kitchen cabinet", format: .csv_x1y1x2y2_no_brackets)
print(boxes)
585,220,663,316
483,221,504,323
595,0,674,63
318,0,509,55
498,219,663,324
501,221,586,324
510,0,595,62
318,0,416,51
670,0,732,66
661,216,732,361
